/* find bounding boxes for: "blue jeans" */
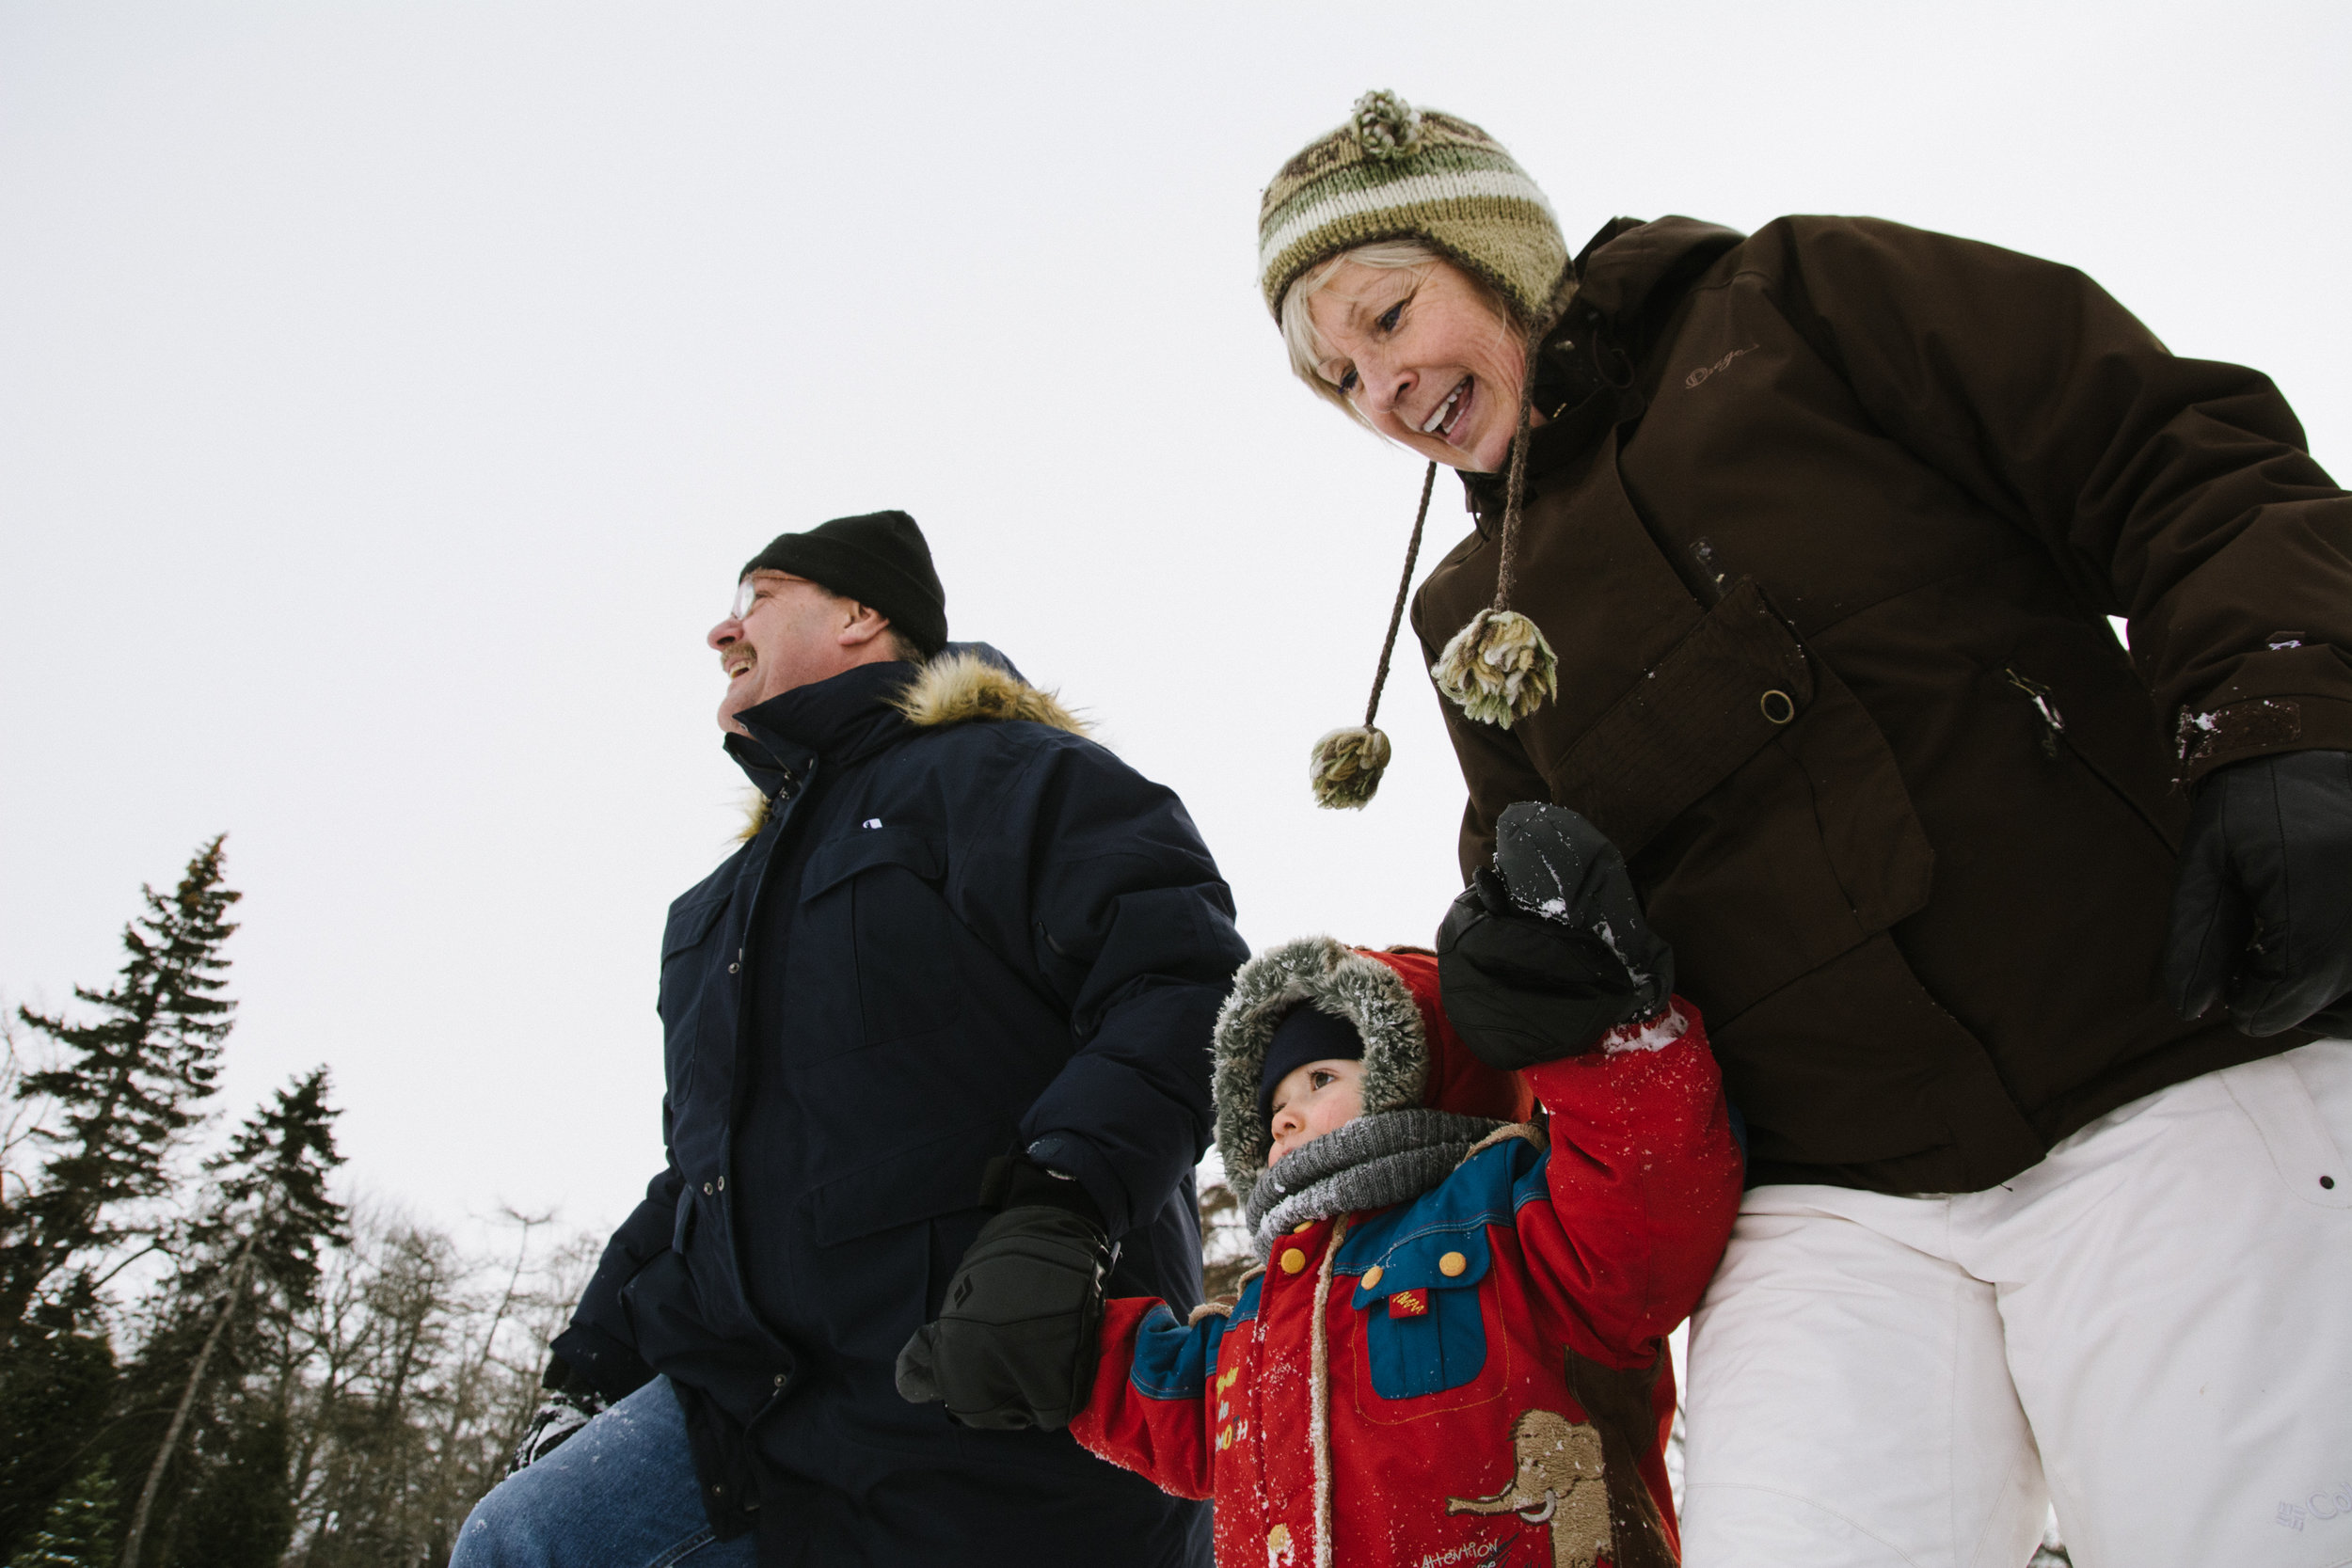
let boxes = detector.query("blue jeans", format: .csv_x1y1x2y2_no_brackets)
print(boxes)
452,1378,758,1568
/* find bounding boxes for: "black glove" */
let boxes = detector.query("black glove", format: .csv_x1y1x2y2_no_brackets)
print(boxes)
1438,801,1675,1069
2164,749,2352,1037
506,1356,607,1475
894,1161,1113,1432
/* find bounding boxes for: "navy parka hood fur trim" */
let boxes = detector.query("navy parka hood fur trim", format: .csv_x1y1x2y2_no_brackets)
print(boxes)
731,646,1087,837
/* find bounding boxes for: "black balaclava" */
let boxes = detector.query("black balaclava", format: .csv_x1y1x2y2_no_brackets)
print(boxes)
1257,1004,1366,1129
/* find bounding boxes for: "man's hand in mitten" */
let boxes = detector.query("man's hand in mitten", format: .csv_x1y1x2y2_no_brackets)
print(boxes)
2164,749,2352,1037
1438,800,1675,1069
894,1159,1113,1432
506,1356,607,1476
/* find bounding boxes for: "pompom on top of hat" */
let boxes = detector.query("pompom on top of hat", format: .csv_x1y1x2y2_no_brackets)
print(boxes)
1351,89,1423,161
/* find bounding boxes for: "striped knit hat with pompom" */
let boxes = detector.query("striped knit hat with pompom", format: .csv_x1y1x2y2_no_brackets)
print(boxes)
1256,90,1566,325
1263,93,1573,809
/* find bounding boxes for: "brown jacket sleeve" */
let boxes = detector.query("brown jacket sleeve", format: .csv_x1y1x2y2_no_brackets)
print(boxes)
1746,214,2352,782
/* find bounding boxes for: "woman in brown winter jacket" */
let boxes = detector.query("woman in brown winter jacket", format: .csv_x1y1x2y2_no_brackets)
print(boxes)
1254,90,2352,1568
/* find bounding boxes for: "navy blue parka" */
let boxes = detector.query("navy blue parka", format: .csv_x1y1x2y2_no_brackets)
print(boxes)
552,654,1248,1567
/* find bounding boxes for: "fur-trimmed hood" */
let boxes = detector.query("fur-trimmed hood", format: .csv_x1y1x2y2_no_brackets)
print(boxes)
739,648,1084,838
891,649,1088,736
1212,938,1531,1206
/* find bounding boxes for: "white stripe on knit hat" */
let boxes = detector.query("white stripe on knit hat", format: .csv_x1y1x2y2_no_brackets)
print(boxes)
1258,167,1557,277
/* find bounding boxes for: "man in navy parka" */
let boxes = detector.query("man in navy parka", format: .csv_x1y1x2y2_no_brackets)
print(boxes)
454,511,1247,1568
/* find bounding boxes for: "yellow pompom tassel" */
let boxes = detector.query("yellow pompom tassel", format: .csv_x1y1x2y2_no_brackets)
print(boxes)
1432,609,1558,728
1309,725,1392,809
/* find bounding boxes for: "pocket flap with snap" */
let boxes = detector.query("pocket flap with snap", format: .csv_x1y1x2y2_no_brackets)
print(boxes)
802,827,943,899
661,888,730,958
1545,578,1814,861
1336,1195,1500,1402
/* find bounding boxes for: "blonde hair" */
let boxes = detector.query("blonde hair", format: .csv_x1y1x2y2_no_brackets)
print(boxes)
1278,240,1525,429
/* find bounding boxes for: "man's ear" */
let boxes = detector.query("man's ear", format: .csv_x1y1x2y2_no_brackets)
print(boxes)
835,600,893,649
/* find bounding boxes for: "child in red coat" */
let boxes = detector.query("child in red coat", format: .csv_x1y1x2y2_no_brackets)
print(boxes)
1072,804,1743,1568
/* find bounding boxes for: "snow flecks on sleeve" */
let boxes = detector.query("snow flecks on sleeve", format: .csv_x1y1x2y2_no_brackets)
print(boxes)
1600,998,1691,1055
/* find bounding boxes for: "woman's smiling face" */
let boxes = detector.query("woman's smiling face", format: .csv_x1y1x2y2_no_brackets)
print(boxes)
1304,256,1531,473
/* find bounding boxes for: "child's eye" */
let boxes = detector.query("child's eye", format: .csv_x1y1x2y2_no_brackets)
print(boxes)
1310,1069,1336,1091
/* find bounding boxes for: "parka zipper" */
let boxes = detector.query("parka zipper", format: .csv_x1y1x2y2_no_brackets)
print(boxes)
2004,669,2067,761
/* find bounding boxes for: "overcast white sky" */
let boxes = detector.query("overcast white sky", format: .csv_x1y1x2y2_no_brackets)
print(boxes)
5,1,2348,1244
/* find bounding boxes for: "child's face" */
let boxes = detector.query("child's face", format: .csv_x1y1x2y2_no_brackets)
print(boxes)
1267,1057,1366,1167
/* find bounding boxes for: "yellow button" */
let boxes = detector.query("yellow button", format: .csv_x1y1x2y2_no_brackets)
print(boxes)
1279,1248,1308,1275
1363,1265,1384,1290
1292,1219,1315,1234
1438,1251,1468,1277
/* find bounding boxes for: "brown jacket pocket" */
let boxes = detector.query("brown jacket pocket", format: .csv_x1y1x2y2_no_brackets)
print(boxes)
1543,578,1814,860
1540,579,1935,1025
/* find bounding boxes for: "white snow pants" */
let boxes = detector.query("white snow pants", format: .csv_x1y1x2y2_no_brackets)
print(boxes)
1679,1037,2352,1568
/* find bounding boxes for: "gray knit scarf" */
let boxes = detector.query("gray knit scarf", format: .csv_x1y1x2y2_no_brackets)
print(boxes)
1243,1109,1505,1259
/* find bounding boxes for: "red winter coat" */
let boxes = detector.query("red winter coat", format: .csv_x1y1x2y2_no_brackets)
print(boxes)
1072,951,1741,1568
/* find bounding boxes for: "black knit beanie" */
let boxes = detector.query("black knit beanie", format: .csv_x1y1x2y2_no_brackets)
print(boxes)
740,510,948,657
1257,1004,1366,1129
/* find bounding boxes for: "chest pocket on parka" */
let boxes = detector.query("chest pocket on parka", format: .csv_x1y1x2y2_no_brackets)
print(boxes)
791,827,960,1062
1344,1213,1494,1402
659,887,731,1111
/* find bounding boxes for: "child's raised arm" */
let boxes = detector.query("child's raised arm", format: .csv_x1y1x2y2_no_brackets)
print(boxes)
1437,800,1744,1364
1517,1001,1741,1364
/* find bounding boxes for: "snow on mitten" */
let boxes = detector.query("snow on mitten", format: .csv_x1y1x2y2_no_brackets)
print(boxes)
1437,801,1673,1068
506,1386,604,1475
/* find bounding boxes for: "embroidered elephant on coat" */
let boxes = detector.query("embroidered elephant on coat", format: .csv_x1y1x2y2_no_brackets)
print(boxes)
1445,1409,1615,1568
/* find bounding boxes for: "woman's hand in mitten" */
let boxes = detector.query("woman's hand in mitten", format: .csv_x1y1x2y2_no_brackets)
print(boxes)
2164,750,2352,1037
1438,800,1674,1069
894,1162,1113,1432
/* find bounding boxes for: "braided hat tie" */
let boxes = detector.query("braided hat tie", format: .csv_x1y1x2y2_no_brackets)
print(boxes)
1308,462,1438,809
1272,90,1569,809
1306,299,1569,809
1427,352,1560,729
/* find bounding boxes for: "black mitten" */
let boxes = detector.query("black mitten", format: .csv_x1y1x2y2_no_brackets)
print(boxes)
895,1164,1114,1432
505,1357,607,1475
2164,750,2352,1037
1438,801,1675,1069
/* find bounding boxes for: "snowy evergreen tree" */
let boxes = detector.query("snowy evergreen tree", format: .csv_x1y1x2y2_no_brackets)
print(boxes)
4,1458,118,1568
199,1068,348,1309
1,837,239,1341
113,1070,344,1568
0,841,596,1565
0,841,236,1561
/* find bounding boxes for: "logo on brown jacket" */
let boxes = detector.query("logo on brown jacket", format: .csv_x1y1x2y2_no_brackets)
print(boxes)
1683,345,1760,388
